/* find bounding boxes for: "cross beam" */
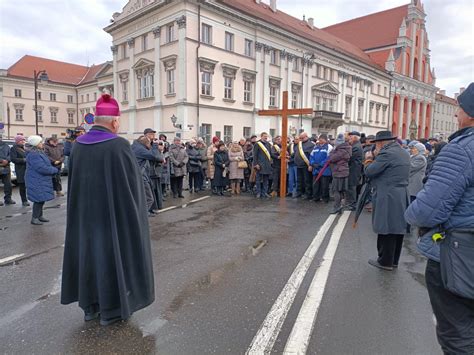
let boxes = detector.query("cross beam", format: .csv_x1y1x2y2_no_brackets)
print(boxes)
258,91,314,197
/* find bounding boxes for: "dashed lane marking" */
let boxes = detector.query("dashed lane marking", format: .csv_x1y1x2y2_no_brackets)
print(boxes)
246,214,338,354
0,253,25,266
284,211,351,354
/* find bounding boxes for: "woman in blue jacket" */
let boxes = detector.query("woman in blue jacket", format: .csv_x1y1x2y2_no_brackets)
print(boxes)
26,135,60,225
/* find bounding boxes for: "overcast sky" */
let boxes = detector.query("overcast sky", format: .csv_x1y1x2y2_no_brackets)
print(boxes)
1,0,472,96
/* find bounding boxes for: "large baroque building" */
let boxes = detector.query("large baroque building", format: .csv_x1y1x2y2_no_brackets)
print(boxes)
432,90,459,140
324,0,437,140
0,55,113,139
104,0,393,143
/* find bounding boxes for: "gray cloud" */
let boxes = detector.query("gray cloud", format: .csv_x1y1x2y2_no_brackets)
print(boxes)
1,0,471,97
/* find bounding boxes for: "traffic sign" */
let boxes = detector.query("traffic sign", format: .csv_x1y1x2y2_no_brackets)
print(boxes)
84,113,95,124
0,123,4,129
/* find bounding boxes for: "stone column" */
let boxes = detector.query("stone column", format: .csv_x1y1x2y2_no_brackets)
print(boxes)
152,26,162,133
414,99,420,138
425,56,430,84
352,77,358,123
409,22,417,78
263,45,270,108
287,54,293,95
421,100,427,138
401,46,407,76
398,94,405,137
304,61,310,108
254,42,263,132
418,25,425,81
363,80,370,124
339,72,345,113
111,45,118,99
128,38,136,138
176,15,188,138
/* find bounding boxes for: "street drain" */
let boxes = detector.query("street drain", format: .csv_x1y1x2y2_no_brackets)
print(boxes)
251,240,268,256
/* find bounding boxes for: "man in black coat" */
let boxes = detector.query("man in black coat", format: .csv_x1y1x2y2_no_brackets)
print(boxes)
271,136,282,197
61,94,154,326
253,132,273,199
294,132,315,199
10,135,30,206
143,128,164,211
0,136,15,206
346,131,364,210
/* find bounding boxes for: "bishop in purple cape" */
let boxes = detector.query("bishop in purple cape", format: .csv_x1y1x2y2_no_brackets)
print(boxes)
61,94,155,326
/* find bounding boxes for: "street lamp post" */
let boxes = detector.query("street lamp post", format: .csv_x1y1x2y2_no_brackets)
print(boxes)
33,70,49,136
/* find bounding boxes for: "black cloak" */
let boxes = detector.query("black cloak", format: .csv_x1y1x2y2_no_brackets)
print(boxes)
61,126,154,320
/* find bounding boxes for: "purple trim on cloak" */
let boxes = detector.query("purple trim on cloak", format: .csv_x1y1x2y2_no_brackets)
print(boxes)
76,130,119,145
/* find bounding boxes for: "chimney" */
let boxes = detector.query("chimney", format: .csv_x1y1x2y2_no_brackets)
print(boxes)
308,17,314,29
439,90,446,96
270,0,276,12
455,93,459,99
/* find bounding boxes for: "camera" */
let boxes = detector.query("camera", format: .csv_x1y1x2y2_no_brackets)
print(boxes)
66,128,82,140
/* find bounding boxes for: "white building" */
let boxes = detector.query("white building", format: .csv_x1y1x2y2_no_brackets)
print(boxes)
433,90,459,140
104,0,392,143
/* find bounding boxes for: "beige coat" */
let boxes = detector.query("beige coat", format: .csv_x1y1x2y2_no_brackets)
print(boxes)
206,145,218,179
228,145,245,180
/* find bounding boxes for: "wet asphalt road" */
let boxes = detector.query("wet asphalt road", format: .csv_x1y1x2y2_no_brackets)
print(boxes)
0,183,441,354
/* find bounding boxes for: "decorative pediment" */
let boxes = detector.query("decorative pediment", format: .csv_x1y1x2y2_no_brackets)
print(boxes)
118,70,129,82
198,57,218,74
312,82,340,95
49,106,59,113
291,82,302,92
32,105,43,111
95,62,114,79
13,103,25,109
132,58,155,70
161,55,177,71
241,69,257,82
221,63,239,78
269,76,282,88
67,108,76,114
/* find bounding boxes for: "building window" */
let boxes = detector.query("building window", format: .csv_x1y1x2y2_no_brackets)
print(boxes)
202,124,212,145
166,24,175,43
50,93,56,101
81,95,84,103
243,126,251,138
121,43,127,59
292,91,298,109
68,112,75,124
324,67,329,80
347,76,353,88
139,69,154,99
270,50,278,65
318,65,324,78
37,91,42,100
67,95,73,103
269,86,279,107
369,103,374,122
14,89,22,97
245,39,253,57
223,125,233,143
51,111,58,123
360,80,365,92
345,96,352,118
377,84,381,95
314,96,321,111
37,110,42,122
269,129,276,139
225,32,234,51
293,58,300,72
244,81,253,103
202,24,212,44
86,94,89,102
357,100,364,120
142,34,148,51
384,87,387,97
167,69,175,95
375,105,381,122
224,77,233,100
15,108,23,121
201,72,212,96
94,92,97,101
122,81,128,102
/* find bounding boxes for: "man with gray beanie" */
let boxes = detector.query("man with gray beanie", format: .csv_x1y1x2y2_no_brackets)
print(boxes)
405,82,474,354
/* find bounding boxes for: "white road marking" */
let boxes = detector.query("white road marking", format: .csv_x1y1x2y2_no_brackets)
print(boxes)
157,206,178,213
189,196,210,203
283,211,351,354
0,253,25,265
140,317,168,337
246,214,338,354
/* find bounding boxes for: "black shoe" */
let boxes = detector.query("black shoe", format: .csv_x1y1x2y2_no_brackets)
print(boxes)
293,194,302,199
313,199,321,203
100,316,122,326
4,200,16,205
38,217,49,223
0,201,4,206
31,218,43,225
22,202,30,207
173,194,177,198
84,312,100,321
189,189,193,193
178,195,185,198
330,207,342,215
368,259,393,271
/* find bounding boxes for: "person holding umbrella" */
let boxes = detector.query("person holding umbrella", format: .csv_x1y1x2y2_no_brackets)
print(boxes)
364,130,410,271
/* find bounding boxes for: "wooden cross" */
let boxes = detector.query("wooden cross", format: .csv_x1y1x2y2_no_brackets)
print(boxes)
258,91,313,196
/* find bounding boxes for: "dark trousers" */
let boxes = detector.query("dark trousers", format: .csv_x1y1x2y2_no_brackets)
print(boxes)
313,175,330,202
346,184,358,206
1,173,12,201
272,167,281,193
52,173,62,192
296,167,312,197
255,173,269,196
150,178,163,210
196,170,204,190
170,176,184,197
188,172,199,191
32,202,45,219
377,234,404,267
144,181,155,211
18,183,27,203
426,259,474,354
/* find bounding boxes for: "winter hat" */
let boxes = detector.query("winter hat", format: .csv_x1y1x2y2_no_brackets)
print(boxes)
15,135,25,144
212,136,220,144
335,133,345,146
27,135,42,147
407,140,419,148
413,142,426,154
95,93,120,117
457,82,474,118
